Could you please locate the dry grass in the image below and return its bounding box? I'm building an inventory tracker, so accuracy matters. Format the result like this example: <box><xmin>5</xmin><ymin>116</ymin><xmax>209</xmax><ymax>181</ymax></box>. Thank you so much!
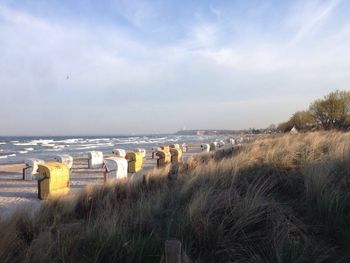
<box><xmin>1</xmin><ymin>131</ymin><xmax>350</xmax><ymax>262</ymax></box>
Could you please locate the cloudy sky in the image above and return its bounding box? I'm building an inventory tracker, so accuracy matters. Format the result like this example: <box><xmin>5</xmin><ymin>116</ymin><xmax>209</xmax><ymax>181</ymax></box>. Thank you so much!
<box><xmin>0</xmin><ymin>0</ymin><xmax>349</xmax><ymax>135</ymax></box>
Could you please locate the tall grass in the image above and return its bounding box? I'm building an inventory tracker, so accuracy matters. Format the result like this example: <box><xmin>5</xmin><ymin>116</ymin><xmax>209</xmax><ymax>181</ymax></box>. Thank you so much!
<box><xmin>1</xmin><ymin>131</ymin><xmax>350</xmax><ymax>262</ymax></box>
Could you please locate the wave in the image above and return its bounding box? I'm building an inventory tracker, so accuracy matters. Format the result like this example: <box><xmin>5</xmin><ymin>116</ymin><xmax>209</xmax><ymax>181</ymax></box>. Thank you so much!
<box><xmin>43</xmin><ymin>148</ymin><xmax>63</xmax><ymax>152</ymax></box>
<box><xmin>24</xmin><ymin>147</ymin><xmax>34</xmax><ymax>151</ymax></box>
<box><xmin>73</xmin><ymin>143</ymin><xmax>114</xmax><ymax>150</ymax></box>
<box><xmin>0</xmin><ymin>153</ymin><xmax>16</xmax><ymax>159</ymax></box>
<box><xmin>86</xmin><ymin>138</ymin><xmax>112</xmax><ymax>142</ymax></box>
<box><xmin>0</xmin><ymin>135</ymin><xmax>219</xmax><ymax>163</ymax></box>
<box><xmin>54</xmin><ymin>138</ymin><xmax>84</xmax><ymax>144</ymax></box>
<box><xmin>42</xmin><ymin>143</ymin><xmax>56</xmax><ymax>147</ymax></box>
<box><xmin>53</xmin><ymin>145</ymin><xmax>65</xmax><ymax>149</ymax></box>
<box><xmin>13</xmin><ymin>142</ymin><xmax>37</xmax><ymax>146</ymax></box>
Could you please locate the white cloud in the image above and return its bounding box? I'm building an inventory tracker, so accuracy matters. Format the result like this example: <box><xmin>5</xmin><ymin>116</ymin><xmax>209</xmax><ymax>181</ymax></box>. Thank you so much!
<box><xmin>0</xmin><ymin>1</ymin><xmax>350</xmax><ymax>134</ymax></box>
<box><xmin>112</xmin><ymin>0</ymin><xmax>157</xmax><ymax>28</ymax></box>
<box><xmin>284</xmin><ymin>0</ymin><xmax>342</xmax><ymax>48</ymax></box>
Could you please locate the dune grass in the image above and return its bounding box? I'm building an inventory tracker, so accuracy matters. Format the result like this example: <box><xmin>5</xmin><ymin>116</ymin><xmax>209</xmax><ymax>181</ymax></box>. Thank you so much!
<box><xmin>1</xmin><ymin>131</ymin><xmax>350</xmax><ymax>262</ymax></box>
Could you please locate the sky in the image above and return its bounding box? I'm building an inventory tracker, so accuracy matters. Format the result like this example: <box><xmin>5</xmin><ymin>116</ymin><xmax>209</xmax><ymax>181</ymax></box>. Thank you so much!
<box><xmin>0</xmin><ymin>0</ymin><xmax>350</xmax><ymax>135</ymax></box>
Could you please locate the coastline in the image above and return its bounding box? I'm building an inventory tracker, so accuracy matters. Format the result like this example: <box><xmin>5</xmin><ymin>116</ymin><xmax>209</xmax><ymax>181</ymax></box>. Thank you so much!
<box><xmin>0</xmin><ymin>142</ymin><xmax>204</xmax><ymax>218</ymax></box>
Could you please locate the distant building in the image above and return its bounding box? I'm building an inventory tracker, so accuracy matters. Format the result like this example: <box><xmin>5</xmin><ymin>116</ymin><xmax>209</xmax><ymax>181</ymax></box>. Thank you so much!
<box><xmin>289</xmin><ymin>126</ymin><xmax>299</xmax><ymax>134</ymax></box>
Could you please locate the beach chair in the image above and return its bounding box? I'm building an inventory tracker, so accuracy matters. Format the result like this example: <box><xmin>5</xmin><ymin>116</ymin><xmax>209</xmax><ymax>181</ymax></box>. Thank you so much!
<box><xmin>181</xmin><ymin>143</ymin><xmax>188</xmax><ymax>153</ymax></box>
<box><xmin>209</xmin><ymin>142</ymin><xmax>218</xmax><ymax>151</ymax></box>
<box><xmin>37</xmin><ymin>162</ymin><xmax>70</xmax><ymax>200</ymax></box>
<box><xmin>88</xmin><ymin>151</ymin><xmax>103</xmax><ymax>168</ymax></box>
<box><xmin>226</xmin><ymin>138</ymin><xmax>236</xmax><ymax>145</ymax></box>
<box><xmin>23</xmin><ymin>158</ymin><xmax>44</xmax><ymax>181</ymax></box>
<box><xmin>103</xmin><ymin>157</ymin><xmax>128</xmax><ymax>181</ymax></box>
<box><xmin>134</xmin><ymin>148</ymin><xmax>146</xmax><ymax>158</ymax></box>
<box><xmin>125</xmin><ymin>152</ymin><xmax>143</xmax><ymax>173</ymax></box>
<box><xmin>169</xmin><ymin>144</ymin><xmax>180</xmax><ymax>150</ymax></box>
<box><xmin>112</xmin><ymin>149</ymin><xmax>126</xmax><ymax>158</ymax></box>
<box><xmin>200</xmin><ymin>144</ymin><xmax>210</xmax><ymax>152</ymax></box>
<box><xmin>218</xmin><ymin>140</ymin><xmax>225</xmax><ymax>148</ymax></box>
<box><xmin>54</xmin><ymin>154</ymin><xmax>73</xmax><ymax>169</ymax></box>
<box><xmin>152</xmin><ymin>147</ymin><xmax>161</xmax><ymax>159</ymax></box>
<box><xmin>160</xmin><ymin>145</ymin><xmax>170</xmax><ymax>152</ymax></box>
<box><xmin>170</xmin><ymin>148</ymin><xmax>183</xmax><ymax>164</ymax></box>
<box><xmin>155</xmin><ymin>150</ymin><xmax>171</xmax><ymax>168</ymax></box>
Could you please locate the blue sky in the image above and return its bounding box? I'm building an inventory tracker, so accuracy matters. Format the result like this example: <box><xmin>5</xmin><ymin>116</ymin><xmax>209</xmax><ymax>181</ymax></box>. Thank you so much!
<box><xmin>1</xmin><ymin>0</ymin><xmax>350</xmax><ymax>135</ymax></box>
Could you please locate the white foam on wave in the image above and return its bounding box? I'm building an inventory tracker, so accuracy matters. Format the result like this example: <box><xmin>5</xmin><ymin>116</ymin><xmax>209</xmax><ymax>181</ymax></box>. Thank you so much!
<box><xmin>115</xmin><ymin>142</ymin><xmax>142</xmax><ymax>145</ymax></box>
<box><xmin>13</xmin><ymin>139</ymin><xmax>56</xmax><ymax>146</ymax></box>
<box><xmin>18</xmin><ymin>151</ymin><xmax>28</xmax><ymax>154</ymax></box>
<box><xmin>31</xmin><ymin>139</ymin><xmax>54</xmax><ymax>145</ymax></box>
<box><xmin>24</xmin><ymin>147</ymin><xmax>34</xmax><ymax>151</ymax></box>
<box><xmin>73</xmin><ymin>142</ymin><xmax>114</xmax><ymax>150</ymax></box>
<box><xmin>53</xmin><ymin>145</ymin><xmax>65</xmax><ymax>149</ymax></box>
<box><xmin>43</xmin><ymin>148</ymin><xmax>63</xmax><ymax>152</ymax></box>
<box><xmin>42</xmin><ymin>143</ymin><xmax>56</xmax><ymax>147</ymax></box>
<box><xmin>75</xmin><ymin>145</ymin><xmax>100</xmax><ymax>150</ymax></box>
<box><xmin>87</xmin><ymin>138</ymin><xmax>111</xmax><ymax>142</ymax></box>
<box><xmin>13</xmin><ymin>142</ymin><xmax>37</xmax><ymax>146</ymax></box>
<box><xmin>0</xmin><ymin>142</ymin><xmax>6</xmax><ymax>145</ymax></box>
<box><xmin>54</xmin><ymin>138</ymin><xmax>84</xmax><ymax>144</ymax></box>
<box><xmin>0</xmin><ymin>153</ymin><xmax>16</xmax><ymax>159</ymax></box>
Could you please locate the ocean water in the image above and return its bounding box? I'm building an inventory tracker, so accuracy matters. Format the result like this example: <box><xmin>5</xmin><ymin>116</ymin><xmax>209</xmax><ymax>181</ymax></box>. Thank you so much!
<box><xmin>0</xmin><ymin>134</ymin><xmax>227</xmax><ymax>164</ymax></box>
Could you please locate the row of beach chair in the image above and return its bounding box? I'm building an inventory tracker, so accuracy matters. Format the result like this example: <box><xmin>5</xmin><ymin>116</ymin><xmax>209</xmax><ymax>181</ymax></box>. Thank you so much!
<box><xmin>21</xmin><ymin>144</ymin><xmax>188</xmax><ymax>200</ymax></box>
<box><xmin>22</xmin><ymin>139</ymin><xmax>237</xmax><ymax>200</ymax></box>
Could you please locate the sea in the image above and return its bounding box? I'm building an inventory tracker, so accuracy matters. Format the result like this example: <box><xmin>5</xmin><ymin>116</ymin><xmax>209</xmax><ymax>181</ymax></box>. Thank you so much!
<box><xmin>0</xmin><ymin>134</ymin><xmax>228</xmax><ymax>164</ymax></box>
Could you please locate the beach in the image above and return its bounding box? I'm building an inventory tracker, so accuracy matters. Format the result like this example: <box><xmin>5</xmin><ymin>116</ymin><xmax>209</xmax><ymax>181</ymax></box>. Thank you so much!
<box><xmin>0</xmin><ymin>143</ymin><xmax>204</xmax><ymax>218</ymax></box>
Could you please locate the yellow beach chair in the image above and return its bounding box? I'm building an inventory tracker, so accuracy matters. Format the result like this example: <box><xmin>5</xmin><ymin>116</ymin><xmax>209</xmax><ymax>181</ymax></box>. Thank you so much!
<box><xmin>126</xmin><ymin>152</ymin><xmax>143</xmax><ymax>173</ymax></box>
<box><xmin>37</xmin><ymin>162</ymin><xmax>70</xmax><ymax>200</ymax></box>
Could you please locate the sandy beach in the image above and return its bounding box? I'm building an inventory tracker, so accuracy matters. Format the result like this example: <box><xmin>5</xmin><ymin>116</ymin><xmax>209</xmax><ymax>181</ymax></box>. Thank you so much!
<box><xmin>0</xmin><ymin>144</ymin><xmax>203</xmax><ymax>218</ymax></box>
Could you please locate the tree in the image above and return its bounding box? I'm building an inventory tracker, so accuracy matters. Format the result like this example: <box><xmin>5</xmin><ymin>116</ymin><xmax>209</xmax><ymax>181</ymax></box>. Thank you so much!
<box><xmin>277</xmin><ymin>111</ymin><xmax>315</xmax><ymax>133</ymax></box>
<box><xmin>277</xmin><ymin>121</ymin><xmax>293</xmax><ymax>133</ymax></box>
<box><xmin>289</xmin><ymin>111</ymin><xmax>315</xmax><ymax>129</ymax></box>
<box><xmin>268</xmin><ymin>124</ymin><xmax>276</xmax><ymax>130</ymax></box>
<box><xmin>309</xmin><ymin>90</ymin><xmax>350</xmax><ymax>130</ymax></box>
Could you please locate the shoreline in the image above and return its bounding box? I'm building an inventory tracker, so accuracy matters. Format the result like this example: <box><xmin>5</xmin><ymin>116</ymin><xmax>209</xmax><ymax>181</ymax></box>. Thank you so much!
<box><xmin>0</xmin><ymin>142</ymin><xmax>206</xmax><ymax>218</ymax></box>
<box><xmin>0</xmin><ymin>134</ymin><xmax>231</xmax><ymax>165</ymax></box>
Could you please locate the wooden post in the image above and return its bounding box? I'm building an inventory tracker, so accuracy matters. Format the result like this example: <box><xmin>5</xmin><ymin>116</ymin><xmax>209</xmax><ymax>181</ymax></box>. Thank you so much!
<box><xmin>165</xmin><ymin>240</ymin><xmax>182</xmax><ymax>263</ymax></box>
<box><xmin>162</xmin><ymin>240</ymin><xmax>191</xmax><ymax>263</ymax></box>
